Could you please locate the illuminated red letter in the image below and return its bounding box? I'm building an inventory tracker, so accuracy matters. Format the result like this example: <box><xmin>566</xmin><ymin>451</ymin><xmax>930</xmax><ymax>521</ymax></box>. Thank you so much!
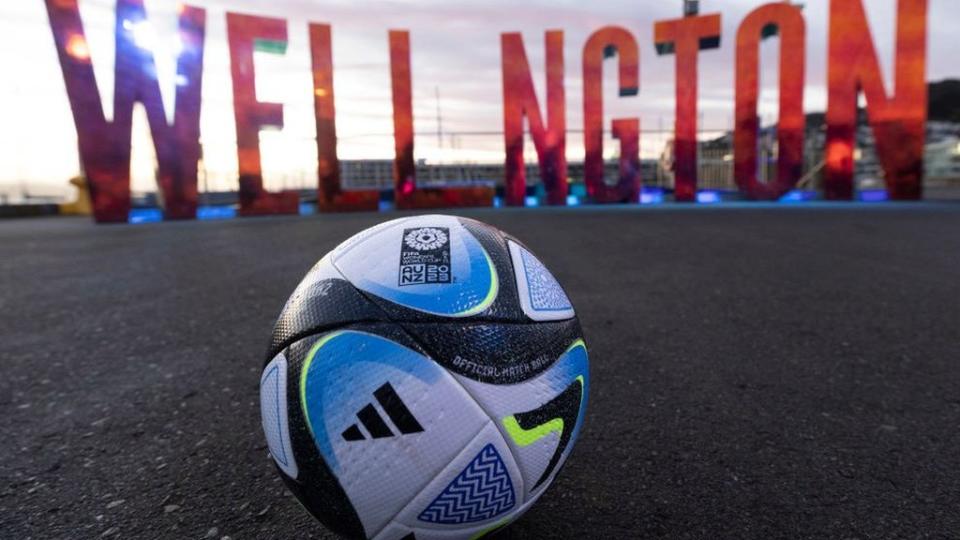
<box><xmin>654</xmin><ymin>13</ymin><xmax>721</xmax><ymax>202</ymax></box>
<box><xmin>44</xmin><ymin>0</ymin><xmax>206</xmax><ymax>223</ymax></box>
<box><xmin>501</xmin><ymin>31</ymin><xmax>567</xmax><ymax>206</ymax></box>
<box><xmin>310</xmin><ymin>24</ymin><xmax>378</xmax><ymax>212</ymax></box>
<box><xmin>583</xmin><ymin>27</ymin><xmax>640</xmax><ymax>203</ymax></box>
<box><xmin>734</xmin><ymin>3</ymin><xmax>806</xmax><ymax>200</ymax></box>
<box><xmin>825</xmin><ymin>0</ymin><xmax>928</xmax><ymax>200</ymax></box>
<box><xmin>226</xmin><ymin>13</ymin><xmax>299</xmax><ymax>216</ymax></box>
<box><xmin>390</xmin><ymin>30</ymin><xmax>416</xmax><ymax>208</ymax></box>
<box><xmin>388</xmin><ymin>31</ymin><xmax>493</xmax><ymax>209</ymax></box>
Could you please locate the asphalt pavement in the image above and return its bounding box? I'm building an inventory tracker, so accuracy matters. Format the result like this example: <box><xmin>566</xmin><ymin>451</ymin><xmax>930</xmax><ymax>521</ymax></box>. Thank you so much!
<box><xmin>2</xmin><ymin>204</ymin><xmax>959</xmax><ymax>539</ymax></box>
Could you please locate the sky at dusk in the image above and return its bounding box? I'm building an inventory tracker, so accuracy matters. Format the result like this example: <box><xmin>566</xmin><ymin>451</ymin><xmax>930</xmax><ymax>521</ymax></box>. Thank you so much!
<box><xmin>1</xmin><ymin>0</ymin><xmax>959</xmax><ymax>196</ymax></box>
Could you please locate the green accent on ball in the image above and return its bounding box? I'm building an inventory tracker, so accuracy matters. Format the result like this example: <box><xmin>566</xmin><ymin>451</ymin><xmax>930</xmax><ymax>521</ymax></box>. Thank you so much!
<box><xmin>566</xmin><ymin>338</ymin><xmax>586</xmax><ymax>355</ymax></box>
<box><xmin>503</xmin><ymin>340</ymin><xmax>587</xmax><ymax>448</ymax></box>
<box><xmin>503</xmin><ymin>415</ymin><xmax>564</xmax><ymax>447</ymax></box>
<box><xmin>454</xmin><ymin>247</ymin><xmax>499</xmax><ymax>317</ymax></box>
<box><xmin>299</xmin><ymin>331</ymin><xmax>344</xmax><ymax>438</ymax></box>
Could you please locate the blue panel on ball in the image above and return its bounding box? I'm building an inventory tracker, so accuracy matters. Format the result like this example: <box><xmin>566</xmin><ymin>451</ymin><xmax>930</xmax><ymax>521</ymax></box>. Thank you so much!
<box><xmin>260</xmin><ymin>352</ymin><xmax>298</xmax><ymax>479</ymax></box>
<box><xmin>552</xmin><ymin>340</ymin><xmax>590</xmax><ymax>444</ymax></box>
<box><xmin>508</xmin><ymin>240</ymin><xmax>575</xmax><ymax>321</ymax></box>
<box><xmin>418</xmin><ymin>444</ymin><xmax>516</xmax><ymax>524</ymax></box>
<box><xmin>332</xmin><ymin>216</ymin><xmax>499</xmax><ymax>317</ymax></box>
<box><xmin>263</xmin><ymin>365</ymin><xmax>289</xmax><ymax>466</ymax></box>
<box><xmin>519</xmin><ymin>247</ymin><xmax>572</xmax><ymax>312</ymax></box>
<box><xmin>299</xmin><ymin>331</ymin><xmax>441</xmax><ymax>472</ymax></box>
<box><xmin>553</xmin><ymin>340</ymin><xmax>588</xmax><ymax>392</ymax></box>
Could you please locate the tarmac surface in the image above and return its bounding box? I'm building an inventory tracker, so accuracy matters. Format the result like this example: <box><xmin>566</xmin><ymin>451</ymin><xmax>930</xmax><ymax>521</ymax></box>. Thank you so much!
<box><xmin>2</xmin><ymin>204</ymin><xmax>959</xmax><ymax>539</ymax></box>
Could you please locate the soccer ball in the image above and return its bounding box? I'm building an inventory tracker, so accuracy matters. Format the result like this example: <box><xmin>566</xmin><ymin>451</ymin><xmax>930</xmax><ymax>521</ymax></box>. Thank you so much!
<box><xmin>259</xmin><ymin>215</ymin><xmax>589</xmax><ymax>539</ymax></box>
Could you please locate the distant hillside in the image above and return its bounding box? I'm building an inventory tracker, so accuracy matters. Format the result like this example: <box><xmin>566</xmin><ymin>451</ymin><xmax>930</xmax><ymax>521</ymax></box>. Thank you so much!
<box><xmin>709</xmin><ymin>81</ymin><xmax>960</xmax><ymax>145</ymax></box>
<box><xmin>928</xmin><ymin>79</ymin><xmax>960</xmax><ymax>123</ymax></box>
<box><xmin>800</xmin><ymin>80</ymin><xmax>960</xmax><ymax>128</ymax></box>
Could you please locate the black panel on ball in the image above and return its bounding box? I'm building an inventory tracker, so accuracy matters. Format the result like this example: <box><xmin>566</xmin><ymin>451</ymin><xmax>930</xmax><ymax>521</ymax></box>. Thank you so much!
<box><xmin>457</xmin><ymin>217</ymin><xmax>526</xmax><ymax>321</ymax></box>
<box><xmin>401</xmin><ymin>318</ymin><xmax>584</xmax><ymax>384</ymax></box>
<box><xmin>267</xmin><ymin>276</ymin><xmax>388</xmax><ymax>362</ymax></box>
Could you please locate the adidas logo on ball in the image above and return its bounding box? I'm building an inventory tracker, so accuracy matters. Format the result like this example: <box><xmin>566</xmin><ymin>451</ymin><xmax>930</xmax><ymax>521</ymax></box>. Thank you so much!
<box><xmin>341</xmin><ymin>382</ymin><xmax>424</xmax><ymax>441</ymax></box>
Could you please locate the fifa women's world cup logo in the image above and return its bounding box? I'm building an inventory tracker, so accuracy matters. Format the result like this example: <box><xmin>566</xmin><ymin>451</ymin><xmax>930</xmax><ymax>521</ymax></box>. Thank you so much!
<box><xmin>398</xmin><ymin>227</ymin><xmax>452</xmax><ymax>286</ymax></box>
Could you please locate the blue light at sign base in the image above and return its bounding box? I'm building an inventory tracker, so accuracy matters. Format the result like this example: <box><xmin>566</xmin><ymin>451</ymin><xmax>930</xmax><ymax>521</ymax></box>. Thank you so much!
<box><xmin>696</xmin><ymin>190</ymin><xmax>722</xmax><ymax>204</ymax></box>
<box><xmin>859</xmin><ymin>190</ymin><xmax>889</xmax><ymax>203</ymax></box>
<box><xmin>122</xmin><ymin>189</ymin><xmax>911</xmax><ymax>223</ymax></box>
<box><xmin>128</xmin><ymin>208</ymin><xmax>163</xmax><ymax>224</ymax></box>
<box><xmin>131</xmin><ymin>206</ymin><xmax>239</xmax><ymax>223</ymax></box>
<box><xmin>198</xmin><ymin>206</ymin><xmax>236</xmax><ymax>220</ymax></box>
<box><xmin>640</xmin><ymin>187</ymin><xmax>665</xmax><ymax>204</ymax></box>
<box><xmin>780</xmin><ymin>190</ymin><xmax>819</xmax><ymax>203</ymax></box>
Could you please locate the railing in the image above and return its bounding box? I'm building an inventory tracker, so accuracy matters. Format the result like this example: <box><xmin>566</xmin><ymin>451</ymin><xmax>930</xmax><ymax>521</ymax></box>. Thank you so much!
<box><xmin>4</xmin><ymin>131</ymin><xmax>959</xmax><ymax>204</ymax></box>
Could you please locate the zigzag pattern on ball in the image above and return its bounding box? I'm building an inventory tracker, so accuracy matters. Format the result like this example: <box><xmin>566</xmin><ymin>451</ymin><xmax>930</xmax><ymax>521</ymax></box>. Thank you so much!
<box><xmin>417</xmin><ymin>444</ymin><xmax>516</xmax><ymax>525</ymax></box>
